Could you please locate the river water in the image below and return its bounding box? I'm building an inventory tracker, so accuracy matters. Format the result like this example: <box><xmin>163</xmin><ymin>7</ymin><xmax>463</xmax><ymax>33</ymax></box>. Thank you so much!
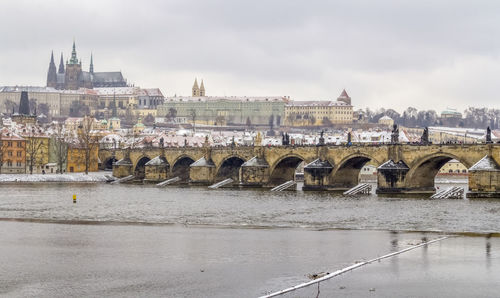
<box><xmin>1</xmin><ymin>181</ymin><xmax>499</xmax><ymax>297</ymax></box>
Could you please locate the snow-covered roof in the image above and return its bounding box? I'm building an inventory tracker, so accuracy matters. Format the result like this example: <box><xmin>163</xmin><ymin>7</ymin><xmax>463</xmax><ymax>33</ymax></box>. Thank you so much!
<box><xmin>304</xmin><ymin>159</ymin><xmax>333</xmax><ymax>169</ymax></box>
<box><xmin>469</xmin><ymin>155</ymin><xmax>500</xmax><ymax>172</ymax></box>
<box><xmin>190</xmin><ymin>157</ymin><xmax>215</xmax><ymax>167</ymax></box>
<box><xmin>379</xmin><ymin>115</ymin><xmax>393</xmax><ymax>121</ymax></box>
<box><xmin>378</xmin><ymin>159</ymin><xmax>409</xmax><ymax>170</ymax></box>
<box><xmin>114</xmin><ymin>157</ymin><xmax>132</xmax><ymax>166</ymax></box>
<box><xmin>287</xmin><ymin>100</ymin><xmax>351</xmax><ymax>107</ymax></box>
<box><xmin>241</xmin><ymin>156</ymin><xmax>269</xmax><ymax>167</ymax></box>
<box><xmin>145</xmin><ymin>156</ymin><xmax>168</xmax><ymax>166</ymax></box>
<box><xmin>165</xmin><ymin>96</ymin><xmax>287</xmax><ymax>103</ymax></box>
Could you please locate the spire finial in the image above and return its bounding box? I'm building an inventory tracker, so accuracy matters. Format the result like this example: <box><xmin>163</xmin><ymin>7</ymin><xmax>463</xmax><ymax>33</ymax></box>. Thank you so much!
<box><xmin>58</xmin><ymin>53</ymin><xmax>65</xmax><ymax>73</ymax></box>
<box><xmin>69</xmin><ymin>39</ymin><xmax>78</xmax><ymax>64</ymax></box>
<box><xmin>90</xmin><ymin>52</ymin><xmax>94</xmax><ymax>73</ymax></box>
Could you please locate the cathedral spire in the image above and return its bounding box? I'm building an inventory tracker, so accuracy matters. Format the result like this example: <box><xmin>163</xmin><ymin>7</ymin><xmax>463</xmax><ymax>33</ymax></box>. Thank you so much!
<box><xmin>69</xmin><ymin>40</ymin><xmax>79</xmax><ymax>64</ymax></box>
<box><xmin>58</xmin><ymin>53</ymin><xmax>65</xmax><ymax>73</ymax></box>
<box><xmin>46</xmin><ymin>51</ymin><xmax>57</xmax><ymax>87</ymax></box>
<box><xmin>89</xmin><ymin>52</ymin><xmax>94</xmax><ymax>74</ymax></box>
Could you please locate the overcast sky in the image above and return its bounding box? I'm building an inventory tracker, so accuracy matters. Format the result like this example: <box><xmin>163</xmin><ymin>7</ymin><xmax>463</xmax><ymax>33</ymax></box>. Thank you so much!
<box><xmin>1</xmin><ymin>0</ymin><xmax>499</xmax><ymax>112</ymax></box>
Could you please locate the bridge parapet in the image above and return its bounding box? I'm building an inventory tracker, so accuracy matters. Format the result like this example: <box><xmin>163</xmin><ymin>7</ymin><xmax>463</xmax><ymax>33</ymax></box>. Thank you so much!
<box><xmin>100</xmin><ymin>144</ymin><xmax>500</xmax><ymax>197</ymax></box>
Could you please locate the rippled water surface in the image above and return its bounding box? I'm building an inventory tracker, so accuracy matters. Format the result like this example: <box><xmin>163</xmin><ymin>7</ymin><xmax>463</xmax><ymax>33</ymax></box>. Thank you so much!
<box><xmin>0</xmin><ymin>181</ymin><xmax>499</xmax><ymax>233</ymax></box>
<box><xmin>1</xmin><ymin>181</ymin><xmax>500</xmax><ymax>297</ymax></box>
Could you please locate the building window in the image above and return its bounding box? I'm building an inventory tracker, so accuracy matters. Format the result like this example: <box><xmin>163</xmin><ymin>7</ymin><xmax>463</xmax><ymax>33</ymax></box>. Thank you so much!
<box><xmin>8</xmin><ymin>151</ymin><xmax>12</xmax><ymax>157</ymax></box>
<box><xmin>7</xmin><ymin>161</ymin><xmax>12</xmax><ymax>167</ymax></box>
<box><xmin>17</xmin><ymin>141</ymin><xmax>22</xmax><ymax>147</ymax></box>
<box><xmin>7</xmin><ymin>141</ymin><xmax>12</xmax><ymax>147</ymax></box>
<box><xmin>16</xmin><ymin>161</ymin><xmax>21</xmax><ymax>167</ymax></box>
<box><xmin>17</xmin><ymin>151</ymin><xmax>22</xmax><ymax>157</ymax></box>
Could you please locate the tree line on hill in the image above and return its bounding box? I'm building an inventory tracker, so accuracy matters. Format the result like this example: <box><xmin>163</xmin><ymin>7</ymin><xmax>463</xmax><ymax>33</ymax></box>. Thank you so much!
<box><xmin>361</xmin><ymin>107</ymin><xmax>500</xmax><ymax>129</ymax></box>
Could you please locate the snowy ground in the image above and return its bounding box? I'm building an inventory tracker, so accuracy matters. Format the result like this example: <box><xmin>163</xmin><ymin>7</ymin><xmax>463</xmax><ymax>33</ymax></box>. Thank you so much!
<box><xmin>0</xmin><ymin>172</ymin><xmax>111</xmax><ymax>183</ymax></box>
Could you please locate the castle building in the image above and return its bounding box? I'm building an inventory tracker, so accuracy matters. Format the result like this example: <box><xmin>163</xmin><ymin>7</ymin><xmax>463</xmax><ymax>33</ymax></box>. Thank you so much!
<box><xmin>46</xmin><ymin>41</ymin><xmax>128</xmax><ymax>90</ymax></box>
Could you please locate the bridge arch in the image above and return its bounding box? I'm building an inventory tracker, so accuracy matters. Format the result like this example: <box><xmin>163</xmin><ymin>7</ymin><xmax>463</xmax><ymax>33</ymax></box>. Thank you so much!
<box><xmin>215</xmin><ymin>155</ymin><xmax>246</xmax><ymax>182</ymax></box>
<box><xmin>330</xmin><ymin>153</ymin><xmax>381</xmax><ymax>189</ymax></box>
<box><xmin>405</xmin><ymin>152</ymin><xmax>472</xmax><ymax>191</ymax></box>
<box><xmin>171</xmin><ymin>155</ymin><xmax>196</xmax><ymax>181</ymax></box>
<box><xmin>134</xmin><ymin>156</ymin><xmax>151</xmax><ymax>179</ymax></box>
<box><xmin>269</xmin><ymin>154</ymin><xmax>306</xmax><ymax>186</ymax></box>
<box><xmin>103</xmin><ymin>157</ymin><xmax>117</xmax><ymax>170</ymax></box>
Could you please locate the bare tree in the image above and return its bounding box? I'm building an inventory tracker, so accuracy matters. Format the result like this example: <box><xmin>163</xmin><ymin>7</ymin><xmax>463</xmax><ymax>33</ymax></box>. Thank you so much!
<box><xmin>167</xmin><ymin>108</ymin><xmax>177</xmax><ymax>122</ymax></box>
<box><xmin>77</xmin><ymin>116</ymin><xmax>99</xmax><ymax>174</ymax></box>
<box><xmin>23</xmin><ymin>128</ymin><xmax>45</xmax><ymax>174</ymax></box>
<box><xmin>52</xmin><ymin>123</ymin><xmax>69</xmax><ymax>174</ymax></box>
<box><xmin>190</xmin><ymin>109</ymin><xmax>196</xmax><ymax>132</ymax></box>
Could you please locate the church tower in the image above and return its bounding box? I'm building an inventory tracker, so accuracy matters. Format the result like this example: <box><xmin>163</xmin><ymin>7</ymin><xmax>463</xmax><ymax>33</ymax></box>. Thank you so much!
<box><xmin>89</xmin><ymin>53</ymin><xmax>94</xmax><ymax>74</ymax></box>
<box><xmin>337</xmin><ymin>89</ymin><xmax>351</xmax><ymax>105</ymax></box>
<box><xmin>64</xmin><ymin>41</ymin><xmax>83</xmax><ymax>90</ymax></box>
<box><xmin>199</xmin><ymin>79</ymin><xmax>206</xmax><ymax>96</ymax></box>
<box><xmin>192</xmin><ymin>78</ymin><xmax>200</xmax><ymax>96</ymax></box>
<box><xmin>58</xmin><ymin>53</ymin><xmax>65</xmax><ymax>74</ymax></box>
<box><xmin>46</xmin><ymin>51</ymin><xmax>57</xmax><ymax>88</ymax></box>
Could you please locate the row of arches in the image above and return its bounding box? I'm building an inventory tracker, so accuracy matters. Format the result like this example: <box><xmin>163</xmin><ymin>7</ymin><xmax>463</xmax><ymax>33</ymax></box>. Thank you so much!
<box><xmin>104</xmin><ymin>152</ymin><xmax>473</xmax><ymax>189</ymax></box>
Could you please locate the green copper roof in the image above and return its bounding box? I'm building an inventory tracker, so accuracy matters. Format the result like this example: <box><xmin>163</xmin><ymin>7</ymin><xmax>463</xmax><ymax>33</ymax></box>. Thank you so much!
<box><xmin>69</xmin><ymin>41</ymin><xmax>79</xmax><ymax>64</ymax></box>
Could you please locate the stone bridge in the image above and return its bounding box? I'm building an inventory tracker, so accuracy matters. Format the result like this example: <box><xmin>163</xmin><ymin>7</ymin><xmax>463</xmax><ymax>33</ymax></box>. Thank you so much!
<box><xmin>99</xmin><ymin>143</ymin><xmax>500</xmax><ymax>197</ymax></box>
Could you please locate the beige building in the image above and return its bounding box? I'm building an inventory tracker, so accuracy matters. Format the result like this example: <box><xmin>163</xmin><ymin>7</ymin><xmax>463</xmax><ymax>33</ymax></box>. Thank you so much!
<box><xmin>285</xmin><ymin>90</ymin><xmax>353</xmax><ymax>126</ymax></box>
<box><xmin>438</xmin><ymin>159</ymin><xmax>468</xmax><ymax>175</ymax></box>
<box><xmin>378</xmin><ymin>115</ymin><xmax>394</xmax><ymax>127</ymax></box>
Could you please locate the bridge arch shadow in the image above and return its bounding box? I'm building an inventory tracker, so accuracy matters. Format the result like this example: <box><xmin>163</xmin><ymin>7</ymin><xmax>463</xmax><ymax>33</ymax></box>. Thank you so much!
<box><xmin>103</xmin><ymin>157</ymin><xmax>117</xmax><ymax>170</ymax></box>
<box><xmin>172</xmin><ymin>155</ymin><xmax>195</xmax><ymax>181</ymax></box>
<box><xmin>405</xmin><ymin>153</ymin><xmax>471</xmax><ymax>191</ymax></box>
<box><xmin>331</xmin><ymin>154</ymin><xmax>379</xmax><ymax>189</ymax></box>
<box><xmin>270</xmin><ymin>154</ymin><xmax>305</xmax><ymax>186</ymax></box>
<box><xmin>216</xmin><ymin>156</ymin><xmax>246</xmax><ymax>183</ymax></box>
<box><xmin>134</xmin><ymin>156</ymin><xmax>151</xmax><ymax>179</ymax></box>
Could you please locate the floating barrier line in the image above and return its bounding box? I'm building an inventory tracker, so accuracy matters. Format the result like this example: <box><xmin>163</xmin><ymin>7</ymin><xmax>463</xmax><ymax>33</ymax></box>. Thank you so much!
<box><xmin>260</xmin><ymin>236</ymin><xmax>450</xmax><ymax>298</ymax></box>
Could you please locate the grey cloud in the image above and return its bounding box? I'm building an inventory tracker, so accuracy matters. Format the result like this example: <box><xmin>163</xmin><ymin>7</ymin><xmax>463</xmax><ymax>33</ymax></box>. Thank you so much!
<box><xmin>1</xmin><ymin>0</ymin><xmax>500</xmax><ymax>111</ymax></box>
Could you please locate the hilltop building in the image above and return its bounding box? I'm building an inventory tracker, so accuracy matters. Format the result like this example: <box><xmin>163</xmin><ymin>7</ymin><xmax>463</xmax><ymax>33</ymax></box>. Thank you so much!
<box><xmin>192</xmin><ymin>78</ymin><xmax>206</xmax><ymax>96</ymax></box>
<box><xmin>440</xmin><ymin>108</ymin><xmax>463</xmax><ymax>127</ymax></box>
<box><xmin>158</xmin><ymin>79</ymin><xmax>287</xmax><ymax>126</ymax></box>
<box><xmin>284</xmin><ymin>89</ymin><xmax>354</xmax><ymax>126</ymax></box>
<box><xmin>46</xmin><ymin>41</ymin><xmax>128</xmax><ymax>90</ymax></box>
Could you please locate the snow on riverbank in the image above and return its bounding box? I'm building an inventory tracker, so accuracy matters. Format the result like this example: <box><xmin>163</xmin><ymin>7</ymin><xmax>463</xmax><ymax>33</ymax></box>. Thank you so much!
<box><xmin>0</xmin><ymin>172</ymin><xmax>111</xmax><ymax>183</ymax></box>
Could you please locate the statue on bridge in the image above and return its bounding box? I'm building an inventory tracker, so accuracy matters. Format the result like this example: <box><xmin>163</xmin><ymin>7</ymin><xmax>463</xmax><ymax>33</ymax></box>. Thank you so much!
<box><xmin>318</xmin><ymin>130</ymin><xmax>325</xmax><ymax>146</ymax></box>
<box><xmin>420</xmin><ymin>127</ymin><xmax>430</xmax><ymax>145</ymax></box>
<box><xmin>486</xmin><ymin>126</ymin><xmax>493</xmax><ymax>144</ymax></box>
<box><xmin>282</xmin><ymin>132</ymin><xmax>290</xmax><ymax>146</ymax></box>
<box><xmin>347</xmin><ymin>131</ymin><xmax>352</xmax><ymax>146</ymax></box>
<box><xmin>255</xmin><ymin>132</ymin><xmax>262</xmax><ymax>146</ymax></box>
<box><xmin>391</xmin><ymin>124</ymin><xmax>399</xmax><ymax>144</ymax></box>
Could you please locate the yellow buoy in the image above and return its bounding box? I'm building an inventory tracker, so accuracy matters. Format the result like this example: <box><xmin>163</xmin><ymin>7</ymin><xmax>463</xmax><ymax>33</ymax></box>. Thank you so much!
<box><xmin>73</xmin><ymin>194</ymin><xmax>77</xmax><ymax>203</ymax></box>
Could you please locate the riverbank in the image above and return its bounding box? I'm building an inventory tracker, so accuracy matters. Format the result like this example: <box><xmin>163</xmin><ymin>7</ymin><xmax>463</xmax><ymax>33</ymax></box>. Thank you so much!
<box><xmin>0</xmin><ymin>172</ymin><xmax>110</xmax><ymax>183</ymax></box>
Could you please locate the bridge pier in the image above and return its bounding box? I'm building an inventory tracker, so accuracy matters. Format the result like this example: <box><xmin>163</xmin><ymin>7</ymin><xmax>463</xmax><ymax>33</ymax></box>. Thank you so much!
<box><xmin>375</xmin><ymin>160</ymin><xmax>413</xmax><ymax>195</ymax></box>
<box><xmin>144</xmin><ymin>156</ymin><xmax>170</xmax><ymax>183</ymax></box>
<box><xmin>303</xmin><ymin>159</ymin><xmax>334</xmax><ymax>190</ymax></box>
<box><xmin>113</xmin><ymin>157</ymin><xmax>133</xmax><ymax>178</ymax></box>
<box><xmin>467</xmin><ymin>155</ymin><xmax>500</xmax><ymax>198</ymax></box>
<box><xmin>189</xmin><ymin>157</ymin><xmax>216</xmax><ymax>185</ymax></box>
<box><xmin>240</xmin><ymin>157</ymin><xmax>270</xmax><ymax>187</ymax></box>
